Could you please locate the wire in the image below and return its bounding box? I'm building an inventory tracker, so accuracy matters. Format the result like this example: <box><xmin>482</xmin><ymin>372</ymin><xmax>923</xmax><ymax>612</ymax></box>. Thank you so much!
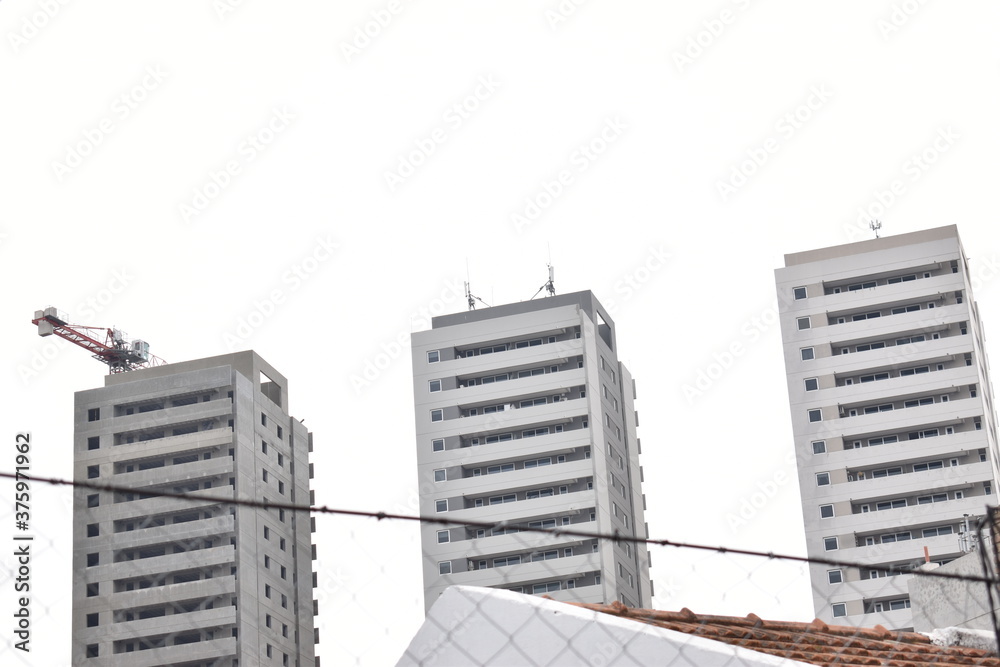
<box><xmin>3</xmin><ymin>469</ymin><xmax>998</xmax><ymax>586</ymax></box>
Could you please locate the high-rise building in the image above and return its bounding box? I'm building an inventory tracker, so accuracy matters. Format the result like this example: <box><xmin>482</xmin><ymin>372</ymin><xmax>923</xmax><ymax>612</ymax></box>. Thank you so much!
<box><xmin>411</xmin><ymin>290</ymin><xmax>651</xmax><ymax>612</ymax></box>
<box><xmin>776</xmin><ymin>225</ymin><xmax>999</xmax><ymax>629</ymax></box>
<box><xmin>71</xmin><ymin>351</ymin><xmax>318</xmax><ymax>666</ymax></box>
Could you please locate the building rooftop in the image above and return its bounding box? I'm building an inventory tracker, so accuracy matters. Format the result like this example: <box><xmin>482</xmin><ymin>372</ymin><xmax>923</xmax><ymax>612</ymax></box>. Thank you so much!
<box><xmin>568</xmin><ymin>600</ymin><xmax>1000</xmax><ymax>667</ymax></box>
<box><xmin>397</xmin><ymin>585</ymin><xmax>1000</xmax><ymax>666</ymax></box>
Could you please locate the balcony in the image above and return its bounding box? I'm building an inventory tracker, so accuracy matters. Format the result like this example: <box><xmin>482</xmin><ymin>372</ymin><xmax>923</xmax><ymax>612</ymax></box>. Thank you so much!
<box><xmin>104</xmin><ymin>606</ymin><xmax>236</xmax><ymax>643</ymax></box>
<box><xmin>103</xmin><ymin>636</ymin><xmax>237</xmax><ymax>667</ymax></box>
<box><xmin>443</xmin><ymin>367</ymin><xmax>586</xmax><ymax>407</ymax></box>
<box><xmin>443</xmin><ymin>429</ymin><xmax>591</xmax><ymax>468</ymax></box>
<box><xmin>443</xmin><ymin>489</ymin><xmax>594</xmax><ymax>525</ymax></box>
<box><xmin>818</xmin><ymin>273</ymin><xmax>964</xmax><ymax>313</ymax></box>
<box><xmin>104</xmin><ymin>427</ymin><xmax>234</xmax><ymax>460</ymax></box>
<box><xmin>430</xmin><ymin>397</ymin><xmax>589</xmax><ymax>440</ymax></box>
<box><xmin>823</xmin><ymin>304</ymin><xmax>967</xmax><ymax>341</ymax></box>
<box><xmin>442</xmin><ymin>459</ymin><xmax>592</xmax><ymax>498</ymax></box>
<box><xmin>112</xmin><ymin>458</ymin><xmax>235</xmax><ymax>491</ymax></box>
<box><xmin>833</xmin><ymin>399</ymin><xmax>983</xmax><ymax>441</ymax></box>
<box><xmin>440</xmin><ymin>338</ymin><xmax>584</xmax><ymax>377</ymax></box>
<box><xmin>815</xmin><ymin>500</ymin><xmax>992</xmax><ymax>551</ymax></box>
<box><xmin>96</xmin><ymin>514</ymin><xmax>235</xmax><ymax>552</ymax></box>
<box><xmin>824</xmin><ymin>431</ymin><xmax>985</xmax><ymax>469</ymax></box>
<box><xmin>819</xmin><ymin>461</ymin><xmax>993</xmax><ymax>507</ymax></box>
<box><xmin>448</xmin><ymin>552</ymin><xmax>600</xmax><ymax>588</ymax></box>
<box><xmin>461</xmin><ymin>531</ymin><xmax>587</xmax><ymax>559</ymax></box>
<box><xmin>100</xmin><ymin>575</ymin><xmax>237</xmax><ymax>611</ymax></box>
<box><xmin>89</xmin><ymin>544</ymin><xmax>236</xmax><ymax>581</ymax></box>
<box><xmin>836</xmin><ymin>573</ymin><xmax>911</xmax><ymax>601</ymax></box>
<box><xmin>828</xmin><ymin>366</ymin><xmax>978</xmax><ymax>408</ymax></box>
<box><xmin>99</xmin><ymin>484</ymin><xmax>236</xmax><ymax>522</ymax></box>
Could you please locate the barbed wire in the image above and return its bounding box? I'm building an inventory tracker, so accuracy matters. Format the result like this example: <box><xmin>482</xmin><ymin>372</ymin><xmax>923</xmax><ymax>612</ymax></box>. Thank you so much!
<box><xmin>3</xmin><ymin>469</ymin><xmax>999</xmax><ymax>587</ymax></box>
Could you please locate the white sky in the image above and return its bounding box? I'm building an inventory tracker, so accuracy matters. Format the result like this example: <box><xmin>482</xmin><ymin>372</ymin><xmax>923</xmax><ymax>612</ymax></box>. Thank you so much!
<box><xmin>2</xmin><ymin>1</ymin><xmax>1000</xmax><ymax>665</ymax></box>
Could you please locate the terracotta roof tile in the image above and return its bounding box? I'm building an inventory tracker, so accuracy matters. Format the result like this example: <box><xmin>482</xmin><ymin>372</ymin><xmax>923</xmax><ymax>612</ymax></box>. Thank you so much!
<box><xmin>564</xmin><ymin>602</ymin><xmax>1000</xmax><ymax>666</ymax></box>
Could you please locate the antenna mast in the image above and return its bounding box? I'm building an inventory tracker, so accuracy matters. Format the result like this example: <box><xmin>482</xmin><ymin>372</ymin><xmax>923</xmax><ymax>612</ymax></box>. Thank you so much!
<box><xmin>464</xmin><ymin>261</ymin><xmax>491</xmax><ymax>311</ymax></box>
<box><xmin>870</xmin><ymin>220</ymin><xmax>882</xmax><ymax>239</ymax></box>
<box><xmin>529</xmin><ymin>263</ymin><xmax>556</xmax><ymax>300</ymax></box>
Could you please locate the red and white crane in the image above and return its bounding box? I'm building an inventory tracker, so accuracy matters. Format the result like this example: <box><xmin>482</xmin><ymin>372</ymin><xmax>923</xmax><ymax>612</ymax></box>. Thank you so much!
<box><xmin>31</xmin><ymin>306</ymin><xmax>166</xmax><ymax>373</ymax></box>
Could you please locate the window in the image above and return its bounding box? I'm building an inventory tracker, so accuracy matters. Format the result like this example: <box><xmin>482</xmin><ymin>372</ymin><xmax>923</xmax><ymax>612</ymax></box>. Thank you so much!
<box><xmin>432</xmin><ymin>439</ymin><xmax>444</xmax><ymax>452</ymax></box>
<box><xmin>265</xmin><ymin>584</ymin><xmax>271</xmax><ymax>598</ymax></box>
<box><xmin>87</xmin><ymin>436</ymin><xmax>99</xmax><ymax>450</ymax></box>
<box><xmin>87</xmin><ymin>553</ymin><xmax>99</xmax><ymax>567</ymax></box>
<box><xmin>277</xmin><ymin>425</ymin><xmax>282</xmax><ymax>440</ymax></box>
<box><xmin>438</xmin><ymin>561</ymin><xmax>452</xmax><ymax>575</ymax></box>
<box><xmin>262</xmin><ymin>469</ymin><xmax>269</xmax><ymax>482</ymax></box>
<box><xmin>820</xmin><ymin>504</ymin><xmax>834</xmax><ymax>519</ymax></box>
<box><xmin>427</xmin><ymin>350</ymin><xmax>439</xmax><ymax>363</ymax></box>
<box><xmin>801</xmin><ymin>347</ymin><xmax>815</xmax><ymax>361</ymax></box>
<box><xmin>532</xmin><ymin>582</ymin><xmax>561</xmax><ymax>594</ymax></box>
<box><xmin>793</xmin><ymin>286</ymin><xmax>807</xmax><ymax>300</ymax></box>
<box><xmin>824</xmin><ymin>537</ymin><xmax>838</xmax><ymax>551</ymax></box>
<box><xmin>852</xmin><ymin>311</ymin><xmax>881</xmax><ymax>321</ymax></box>
<box><xmin>87</xmin><ymin>494</ymin><xmax>99</xmax><ymax>508</ymax></box>
<box><xmin>880</xmin><ymin>531</ymin><xmax>911</xmax><ymax>543</ymax></box>
<box><xmin>923</xmin><ymin>526</ymin><xmax>954</xmax><ymax>538</ymax></box>
<box><xmin>828</xmin><ymin>569</ymin><xmax>843</xmax><ymax>584</ymax></box>
<box><xmin>797</xmin><ymin>317</ymin><xmax>811</xmax><ymax>330</ymax></box>
<box><xmin>88</xmin><ymin>408</ymin><xmax>100</xmax><ymax>421</ymax></box>
<box><xmin>812</xmin><ymin>441</ymin><xmax>826</xmax><ymax>454</ymax></box>
<box><xmin>435</xmin><ymin>500</ymin><xmax>448</xmax><ymax>512</ymax></box>
<box><xmin>876</xmin><ymin>499</ymin><xmax>907</xmax><ymax>510</ymax></box>
<box><xmin>917</xmin><ymin>494</ymin><xmax>948</xmax><ymax>505</ymax></box>
<box><xmin>987</xmin><ymin>482</ymin><xmax>993</xmax><ymax>495</ymax></box>
<box><xmin>434</xmin><ymin>469</ymin><xmax>446</xmax><ymax>482</ymax></box>
<box><xmin>912</xmin><ymin>461</ymin><xmax>943</xmax><ymax>472</ymax></box>
<box><xmin>261</xmin><ymin>412</ymin><xmax>267</xmax><ymax>426</ymax></box>
<box><xmin>430</xmin><ymin>409</ymin><xmax>443</xmax><ymax>422</ymax></box>
<box><xmin>871</xmin><ymin>467</ymin><xmax>902</xmax><ymax>478</ymax></box>
<box><xmin>891</xmin><ymin>304</ymin><xmax>920</xmax><ymax>315</ymax></box>
<box><xmin>808</xmin><ymin>409</ymin><xmax>822</xmax><ymax>423</ymax></box>
<box><xmin>804</xmin><ymin>378</ymin><xmax>818</xmax><ymax>391</ymax></box>
<box><xmin>428</xmin><ymin>379</ymin><xmax>442</xmax><ymax>393</ymax></box>
<box><xmin>832</xmin><ymin>603</ymin><xmax>846</xmax><ymax>618</ymax></box>
<box><xmin>87</xmin><ymin>523</ymin><xmax>98</xmax><ymax>537</ymax></box>
<box><xmin>816</xmin><ymin>472</ymin><xmax>830</xmax><ymax>486</ymax></box>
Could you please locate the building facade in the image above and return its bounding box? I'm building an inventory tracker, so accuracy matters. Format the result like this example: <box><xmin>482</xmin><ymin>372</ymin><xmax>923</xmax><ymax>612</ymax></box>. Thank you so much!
<box><xmin>71</xmin><ymin>351</ymin><xmax>317</xmax><ymax>666</ymax></box>
<box><xmin>411</xmin><ymin>291</ymin><xmax>652</xmax><ymax>612</ymax></box>
<box><xmin>776</xmin><ymin>225</ymin><xmax>1000</xmax><ymax>629</ymax></box>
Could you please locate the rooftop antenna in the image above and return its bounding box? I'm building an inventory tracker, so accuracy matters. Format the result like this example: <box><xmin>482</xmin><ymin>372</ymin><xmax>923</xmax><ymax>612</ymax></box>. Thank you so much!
<box><xmin>464</xmin><ymin>260</ymin><xmax>490</xmax><ymax>311</ymax></box>
<box><xmin>870</xmin><ymin>220</ymin><xmax>882</xmax><ymax>239</ymax></box>
<box><xmin>529</xmin><ymin>247</ymin><xmax>557</xmax><ymax>300</ymax></box>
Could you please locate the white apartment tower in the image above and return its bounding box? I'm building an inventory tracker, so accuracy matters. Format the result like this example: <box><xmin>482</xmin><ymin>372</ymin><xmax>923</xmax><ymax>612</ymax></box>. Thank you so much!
<box><xmin>71</xmin><ymin>351</ymin><xmax>318</xmax><ymax>666</ymax></box>
<box><xmin>411</xmin><ymin>291</ymin><xmax>652</xmax><ymax>612</ymax></box>
<box><xmin>776</xmin><ymin>225</ymin><xmax>1000</xmax><ymax>630</ymax></box>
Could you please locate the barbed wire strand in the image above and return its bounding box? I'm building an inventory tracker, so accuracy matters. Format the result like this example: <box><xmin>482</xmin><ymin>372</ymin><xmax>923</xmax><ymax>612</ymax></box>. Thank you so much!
<box><xmin>3</xmin><ymin>469</ymin><xmax>999</xmax><ymax>587</ymax></box>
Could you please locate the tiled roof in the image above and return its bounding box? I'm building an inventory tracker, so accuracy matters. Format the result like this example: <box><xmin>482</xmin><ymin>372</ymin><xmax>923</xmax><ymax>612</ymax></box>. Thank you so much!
<box><xmin>566</xmin><ymin>602</ymin><xmax>1000</xmax><ymax>666</ymax></box>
